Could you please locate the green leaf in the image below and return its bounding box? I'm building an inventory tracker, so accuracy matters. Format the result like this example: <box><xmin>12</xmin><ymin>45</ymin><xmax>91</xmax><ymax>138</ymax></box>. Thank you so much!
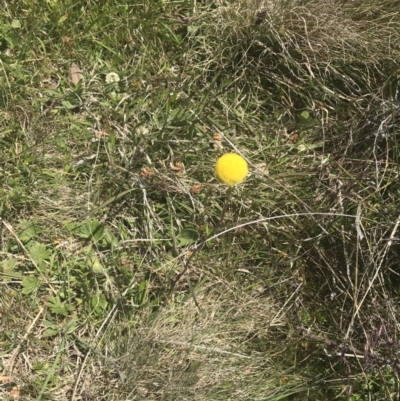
<box><xmin>42</xmin><ymin>88</ymin><xmax>64</xmax><ymax>97</ymax></box>
<box><xmin>91</xmin><ymin>292</ymin><xmax>108</xmax><ymax>315</ymax></box>
<box><xmin>65</xmin><ymin>317</ymin><xmax>78</xmax><ymax>334</ymax></box>
<box><xmin>11</xmin><ymin>20</ymin><xmax>21</xmax><ymax>29</ymax></box>
<box><xmin>299</xmin><ymin>110</ymin><xmax>310</xmax><ymax>120</ymax></box>
<box><xmin>21</xmin><ymin>276</ymin><xmax>40</xmax><ymax>294</ymax></box>
<box><xmin>177</xmin><ymin>228</ymin><xmax>200</xmax><ymax>246</ymax></box>
<box><xmin>0</xmin><ymin>257</ymin><xmax>19</xmax><ymax>282</ymax></box>
<box><xmin>18</xmin><ymin>220</ymin><xmax>43</xmax><ymax>243</ymax></box>
<box><xmin>58</xmin><ymin>14</ymin><xmax>68</xmax><ymax>25</ymax></box>
<box><xmin>297</xmin><ymin>142</ymin><xmax>324</xmax><ymax>152</ymax></box>
<box><xmin>43</xmin><ymin>327</ymin><xmax>60</xmax><ymax>337</ymax></box>
<box><xmin>104</xmin><ymin>228</ymin><xmax>118</xmax><ymax>247</ymax></box>
<box><xmin>86</xmin><ymin>255</ymin><xmax>104</xmax><ymax>274</ymax></box>
<box><xmin>47</xmin><ymin>296</ymin><xmax>70</xmax><ymax>316</ymax></box>
<box><xmin>76</xmin><ymin>220</ymin><xmax>104</xmax><ymax>242</ymax></box>
<box><xmin>61</xmin><ymin>100</ymin><xmax>78</xmax><ymax>109</ymax></box>
<box><xmin>138</xmin><ymin>280</ymin><xmax>148</xmax><ymax>306</ymax></box>
<box><xmin>28</xmin><ymin>242</ymin><xmax>51</xmax><ymax>267</ymax></box>
<box><xmin>0</xmin><ymin>257</ymin><xmax>16</xmax><ymax>269</ymax></box>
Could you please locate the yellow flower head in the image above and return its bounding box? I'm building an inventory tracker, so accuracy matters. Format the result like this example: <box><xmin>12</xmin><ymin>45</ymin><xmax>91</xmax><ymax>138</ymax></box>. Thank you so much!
<box><xmin>215</xmin><ymin>153</ymin><xmax>248</xmax><ymax>186</ymax></box>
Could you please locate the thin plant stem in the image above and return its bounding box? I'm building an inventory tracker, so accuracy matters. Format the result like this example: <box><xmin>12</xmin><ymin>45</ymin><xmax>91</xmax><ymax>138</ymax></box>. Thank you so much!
<box><xmin>168</xmin><ymin>185</ymin><xmax>236</xmax><ymax>309</ymax></box>
<box><xmin>214</xmin><ymin>186</ymin><xmax>234</xmax><ymax>232</ymax></box>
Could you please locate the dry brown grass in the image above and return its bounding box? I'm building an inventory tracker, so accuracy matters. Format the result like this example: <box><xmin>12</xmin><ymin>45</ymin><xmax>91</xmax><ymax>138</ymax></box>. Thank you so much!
<box><xmin>92</xmin><ymin>283</ymin><xmax>296</xmax><ymax>401</ymax></box>
<box><xmin>0</xmin><ymin>283</ymin><xmax>292</xmax><ymax>400</ymax></box>
<box><xmin>189</xmin><ymin>0</ymin><xmax>400</xmax><ymax>111</ymax></box>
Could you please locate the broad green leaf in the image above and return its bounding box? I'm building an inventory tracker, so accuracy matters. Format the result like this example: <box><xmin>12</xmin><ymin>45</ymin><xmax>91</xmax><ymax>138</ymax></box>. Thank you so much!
<box><xmin>61</xmin><ymin>100</ymin><xmax>78</xmax><ymax>109</ymax></box>
<box><xmin>18</xmin><ymin>220</ymin><xmax>43</xmax><ymax>243</ymax></box>
<box><xmin>65</xmin><ymin>317</ymin><xmax>78</xmax><ymax>334</ymax></box>
<box><xmin>300</xmin><ymin>110</ymin><xmax>310</xmax><ymax>120</ymax></box>
<box><xmin>63</xmin><ymin>220</ymin><xmax>79</xmax><ymax>231</ymax></box>
<box><xmin>91</xmin><ymin>292</ymin><xmax>107</xmax><ymax>315</ymax></box>
<box><xmin>43</xmin><ymin>327</ymin><xmax>59</xmax><ymax>337</ymax></box>
<box><xmin>47</xmin><ymin>296</ymin><xmax>70</xmax><ymax>316</ymax></box>
<box><xmin>11</xmin><ymin>20</ymin><xmax>21</xmax><ymax>29</ymax></box>
<box><xmin>86</xmin><ymin>255</ymin><xmax>104</xmax><ymax>274</ymax></box>
<box><xmin>2</xmin><ymin>257</ymin><xmax>17</xmax><ymax>269</ymax></box>
<box><xmin>104</xmin><ymin>228</ymin><xmax>118</xmax><ymax>247</ymax></box>
<box><xmin>0</xmin><ymin>259</ymin><xmax>23</xmax><ymax>281</ymax></box>
<box><xmin>28</xmin><ymin>242</ymin><xmax>51</xmax><ymax>267</ymax></box>
<box><xmin>177</xmin><ymin>228</ymin><xmax>200</xmax><ymax>246</ymax></box>
<box><xmin>76</xmin><ymin>220</ymin><xmax>104</xmax><ymax>242</ymax></box>
<box><xmin>21</xmin><ymin>276</ymin><xmax>40</xmax><ymax>294</ymax></box>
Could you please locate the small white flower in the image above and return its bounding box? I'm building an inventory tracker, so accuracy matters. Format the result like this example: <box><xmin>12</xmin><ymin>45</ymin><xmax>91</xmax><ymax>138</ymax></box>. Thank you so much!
<box><xmin>74</xmin><ymin>160</ymin><xmax>85</xmax><ymax>169</ymax></box>
<box><xmin>169</xmin><ymin>65</ymin><xmax>180</xmax><ymax>76</ymax></box>
<box><xmin>105</xmin><ymin>72</ymin><xmax>120</xmax><ymax>83</ymax></box>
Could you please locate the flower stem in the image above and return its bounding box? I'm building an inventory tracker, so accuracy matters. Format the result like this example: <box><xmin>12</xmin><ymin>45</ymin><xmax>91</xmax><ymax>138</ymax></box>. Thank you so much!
<box><xmin>168</xmin><ymin>186</ymin><xmax>234</xmax><ymax>310</ymax></box>
<box><xmin>215</xmin><ymin>186</ymin><xmax>233</xmax><ymax>232</ymax></box>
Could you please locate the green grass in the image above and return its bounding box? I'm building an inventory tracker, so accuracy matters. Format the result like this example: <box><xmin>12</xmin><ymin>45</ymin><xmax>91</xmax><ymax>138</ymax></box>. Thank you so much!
<box><xmin>1</xmin><ymin>0</ymin><xmax>400</xmax><ymax>400</ymax></box>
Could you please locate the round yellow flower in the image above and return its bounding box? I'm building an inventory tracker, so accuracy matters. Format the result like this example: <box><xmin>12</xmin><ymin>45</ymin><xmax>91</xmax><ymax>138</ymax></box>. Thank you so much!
<box><xmin>215</xmin><ymin>153</ymin><xmax>248</xmax><ymax>186</ymax></box>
